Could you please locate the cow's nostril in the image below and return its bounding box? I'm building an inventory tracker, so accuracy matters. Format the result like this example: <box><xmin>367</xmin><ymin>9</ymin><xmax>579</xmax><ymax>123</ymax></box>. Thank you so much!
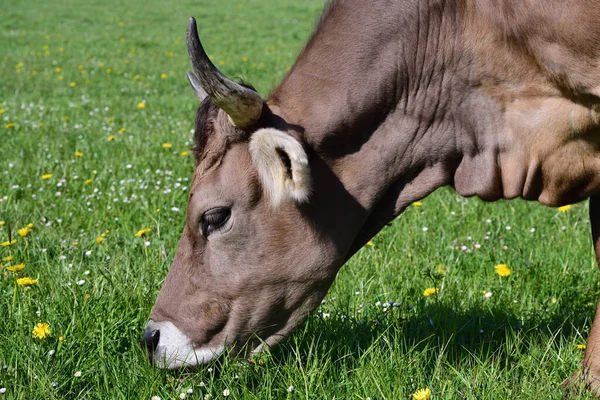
<box><xmin>141</xmin><ymin>328</ymin><xmax>160</xmax><ymax>356</ymax></box>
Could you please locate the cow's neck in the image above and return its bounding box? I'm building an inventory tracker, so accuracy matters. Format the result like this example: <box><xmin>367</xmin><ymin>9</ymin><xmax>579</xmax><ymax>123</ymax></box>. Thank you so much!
<box><xmin>268</xmin><ymin>0</ymin><xmax>469</xmax><ymax>254</ymax></box>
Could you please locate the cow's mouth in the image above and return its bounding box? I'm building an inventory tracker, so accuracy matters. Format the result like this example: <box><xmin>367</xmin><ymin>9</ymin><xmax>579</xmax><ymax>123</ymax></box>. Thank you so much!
<box><xmin>143</xmin><ymin>320</ymin><xmax>224</xmax><ymax>369</ymax></box>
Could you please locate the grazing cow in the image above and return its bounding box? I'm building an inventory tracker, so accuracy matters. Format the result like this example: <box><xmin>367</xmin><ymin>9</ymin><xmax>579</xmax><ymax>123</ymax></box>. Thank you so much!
<box><xmin>143</xmin><ymin>0</ymin><xmax>600</xmax><ymax>392</ymax></box>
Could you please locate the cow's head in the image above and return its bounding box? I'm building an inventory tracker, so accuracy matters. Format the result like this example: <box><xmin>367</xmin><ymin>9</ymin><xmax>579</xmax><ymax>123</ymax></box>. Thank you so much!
<box><xmin>142</xmin><ymin>18</ymin><xmax>358</xmax><ymax>368</ymax></box>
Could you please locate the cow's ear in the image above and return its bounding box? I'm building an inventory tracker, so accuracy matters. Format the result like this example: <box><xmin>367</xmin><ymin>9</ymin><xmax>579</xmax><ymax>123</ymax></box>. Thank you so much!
<box><xmin>186</xmin><ymin>71</ymin><xmax>207</xmax><ymax>101</ymax></box>
<box><xmin>249</xmin><ymin>128</ymin><xmax>311</xmax><ymax>207</ymax></box>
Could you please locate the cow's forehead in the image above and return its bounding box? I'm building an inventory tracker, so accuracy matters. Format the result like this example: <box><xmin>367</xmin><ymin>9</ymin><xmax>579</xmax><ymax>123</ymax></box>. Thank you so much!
<box><xmin>189</xmin><ymin>143</ymin><xmax>258</xmax><ymax>204</ymax></box>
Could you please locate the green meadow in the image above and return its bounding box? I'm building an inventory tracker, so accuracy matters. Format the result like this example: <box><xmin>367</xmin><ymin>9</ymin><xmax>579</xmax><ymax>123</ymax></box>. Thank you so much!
<box><xmin>0</xmin><ymin>0</ymin><xmax>598</xmax><ymax>398</ymax></box>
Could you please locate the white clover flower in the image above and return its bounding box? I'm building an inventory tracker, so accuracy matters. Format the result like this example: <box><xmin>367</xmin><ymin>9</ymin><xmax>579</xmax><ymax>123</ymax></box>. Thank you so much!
<box><xmin>48</xmin><ymin>350</ymin><xmax>55</xmax><ymax>356</ymax></box>
<box><xmin>85</xmin><ymin>251</ymin><xmax>92</xmax><ymax>257</ymax></box>
<box><xmin>223</xmin><ymin>389</ymin><xmax>230</xmax><ymax>397</ymax></box>
<box><xmin>76</xmin><ymin>280</ymin><xmax>85</xmax><ymax>286</ymax></box>
<box><xmin>151</xmin><ymin>397</ymin><xmax>161</xmax><ymax>400</ymax></box>
<box><xmin>0</xmin><ymin>388</ymin><xmax>6</xmax><ymax>394</ymax></box>
<box><xmin>74</xmin><ymin>371</ymin><xmax>82</xmax><ymax>377</ymax></box>
<box><xmin>287</xmin><ymin>385</ymin><xmax>294</xmax><ymax>393</ymax></box>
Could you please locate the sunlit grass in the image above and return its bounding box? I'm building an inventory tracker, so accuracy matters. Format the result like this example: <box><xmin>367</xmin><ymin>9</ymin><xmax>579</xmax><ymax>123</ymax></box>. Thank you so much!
<box><xmin>1</xmin><ymin>0</ymin><xmax>598</xmax><ymax>398</ymax></box>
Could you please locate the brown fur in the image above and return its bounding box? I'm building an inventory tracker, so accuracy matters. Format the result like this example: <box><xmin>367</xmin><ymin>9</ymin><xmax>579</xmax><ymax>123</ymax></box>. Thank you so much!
<box><xmin>148</xmin><ymin>0</ymin><xmax>600</xmax><ymax>390</ymax></box>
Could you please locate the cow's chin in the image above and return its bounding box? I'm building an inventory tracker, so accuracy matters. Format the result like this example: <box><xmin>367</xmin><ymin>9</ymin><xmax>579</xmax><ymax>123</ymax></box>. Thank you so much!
<box><xmin>147</xmin><ymin>320</ymin><xmax>224</xmax><ymax>369</ymax></box>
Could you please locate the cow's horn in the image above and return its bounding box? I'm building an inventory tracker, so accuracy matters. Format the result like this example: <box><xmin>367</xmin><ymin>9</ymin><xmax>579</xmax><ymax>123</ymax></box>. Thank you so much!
<box><xmin>186</xmin><ymin>17</ymin><xmax>263</xmax><ymax>128</ymax></box>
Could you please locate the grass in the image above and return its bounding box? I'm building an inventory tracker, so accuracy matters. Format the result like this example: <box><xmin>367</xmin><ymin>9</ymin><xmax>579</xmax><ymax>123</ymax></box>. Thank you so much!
<box><xmin>0</xmin><ymin>0</ymin><xmax>598</xmax><ymax>398</ymax></box>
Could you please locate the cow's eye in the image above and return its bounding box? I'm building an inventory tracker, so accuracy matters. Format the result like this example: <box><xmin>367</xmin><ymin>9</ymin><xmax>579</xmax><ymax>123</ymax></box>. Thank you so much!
<box><xmin>201</xmin><ymin>207</ymin><xmax>231</xmax><ymax>237</ymax></box>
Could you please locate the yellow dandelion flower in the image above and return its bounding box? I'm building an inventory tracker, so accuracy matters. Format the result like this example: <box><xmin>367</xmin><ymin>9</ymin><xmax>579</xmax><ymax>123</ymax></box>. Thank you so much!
<box><xmin>32</xmin><ymin>323</ymin><xmax>51</xmax><ymax>340</ymax></box>
<box><xmin>180</xmin><ymin>151</ymin><xmax>189</xmax><ymax>157</ymax></box>
<box><xmin>38</xmin><ymin>123</ymin><xmax>44</xmax><ymax>128</ymax></box>
<box><xmin>118</xmin><ymin>127</ymin><xmax>126</xmax><ymax>134</ymax></box>
<box><xmin>55</xmin><ymin>67</ymin><xmax>62</xmax><ymax>73</ymax></box>
<box><xmin>106</xmin><ymin>68</ymin><xmax>112</xmax><ymax>74</ymax></box>
<box><xmin>3</xmin><ymin>256</ymin><xmax>14</xmax><ymax>262</ymax></box>
<box><xmin>17</xmin><ymin>227</ymin><xmax>29</xmax><ymax>237</ymax></box>
<box><xmin>95</xmin><ymin>237</ymin><xmax>104</xmax><ymax>245</ymax></box>
<box><xmin>135</xmin><ymin>227</ymin><xmax>152</xmax><ymax>237</ymax></box>
<box><xmin>423</xmin><ymin>287</ymin><xmax>439</xmax><ymax>297</ymax></box>
<box><xmin>74</xmin><ymin>151</ymin><xmax>83</xmax><ymax>157</ymax></box>
<box><xmin>58</xmin><ymin>75</ymin><xmax>64</xmax><ymax>81</ymax></box>
<box><xmin>0</xmin><ymin>221</ymin><xmax>4</xmax><ymax>227</ymax></box>
<box><xmin>59</xmin><ymin>336</ymin><xmax>64</xmax><ymax>342</ymax></box>
<box><xmin>107</xmin><ymin>135</ymin><xmax>115</xmax><ymax>141</ymax></box>
<box><xmin>412</xmin><ymin>201</ymin><xmax>423</xmax><ymax>207</ymax></box>
<box><xmin>42</xmin><ymin>173</ymin><xmax>52</xmax><ymax>180</ymax></box>
<box><xmin>27</xmin><ymin>223</ymin><xmax>33</xmax><ymax>229</ymax></box>
<box><xmin>62</xmin><ymin>116</ymin><xmax>69</xmax><ymax>121</ymax></box>
<box><xmin>412</xmin><ymin>388</ymin><xmax>431</xmax><ymax>400</ymax></box>
<box><xmin>137</xmin><ymin>102</ymin><xmax>145</xmax><ymax>109</ymax></box>
<box><xmin>161</xmin><ymin>143</ymin><xmax>173</xmax><ymax>149</ymax></box>
<box><xmin>0</xmin><ymin>109</ymin><xmax>5</xmax><ymax>114</ymax></box>
<box><xmin>84</xmin><ymin>179</ymin><xmax>92</xmax><ymax>185</ymax></box>
<box><xmin>5</xmin><ymin>123</ymin><xmax>15</xmax><ymax>129</ymax></box>
<box><xmin>1</xmin><ymin>240</ymin><xmax>16</xmax><ymax>247</ymax></box>
<box><xmin>436</xmin><ymin>264</ymin><xmax>445</xmax><ymax>274</ymax></box>
<box><xmin>16</xmin><ymin>277</ymin><xmax>38</xmax><ymax>286</ymax></box>
<box><xmin>73</xmin><ymin>241</ymin><xmax>79</xmax><ymax>246</ymax></box>
<box><xmin>576</xmin><ymin>344</ymin><xmax>587</xmax><ymax>350</ymax></box>
<box><xmin>242</xmin><ymin>56</ymin><xmax>248</xmax><ymax>62</ymax></box>
<box><xmin>366</xmin><ymin>239</ymin><xmax>374</xmax><ymax>246</ymax></box>
<box><xmin>160</xmin><ymin>73</ymin><xmax>167</xmax><ymax>79</ymax></box>
<box><xmin>69</xmin><ymin>82</ymin><xmax>76</xmax><ymax>87</ymax></box>
<box><xmin>558</xmin><ymin>205</ymin><xmax>573</xmax><ymax>213</ymax></box>
<box><xmin>7</xmin><ymin>263</ymin><xmax>25</xmax><ymax>272</ymax></box>
<box><xmin>495</xmin><ymin>264</ymin><xmax>511</xmax><ymax>277</ymax></box>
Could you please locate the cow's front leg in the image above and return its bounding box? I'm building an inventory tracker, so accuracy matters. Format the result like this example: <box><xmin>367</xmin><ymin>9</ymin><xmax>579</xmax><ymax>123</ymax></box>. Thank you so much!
<box><xmin>567</xmin><ymin>196</ymin><xmax>600</xmax><ymax>396</ymax></box>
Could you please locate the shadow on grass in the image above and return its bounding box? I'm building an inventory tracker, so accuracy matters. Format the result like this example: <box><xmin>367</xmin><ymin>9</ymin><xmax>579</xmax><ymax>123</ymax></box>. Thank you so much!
<box><xmin>270</xmin><ymin>290</ymin><xmax>599</xmax><ymax>369</ymax></box>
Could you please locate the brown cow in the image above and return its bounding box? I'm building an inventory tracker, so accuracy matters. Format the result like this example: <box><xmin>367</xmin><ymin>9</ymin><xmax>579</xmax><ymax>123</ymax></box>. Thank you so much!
<box><xmin>143</xmin><ymin>0</ymin><xmax>600</xmax><ymax>393</ymax></box>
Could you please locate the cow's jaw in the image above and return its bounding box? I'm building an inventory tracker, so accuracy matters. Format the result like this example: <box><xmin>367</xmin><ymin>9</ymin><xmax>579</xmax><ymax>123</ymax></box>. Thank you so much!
<box><xmin>146</xmin><ymin>320</ymin><xmax>224</xmax><ymax>369</ymax></box>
